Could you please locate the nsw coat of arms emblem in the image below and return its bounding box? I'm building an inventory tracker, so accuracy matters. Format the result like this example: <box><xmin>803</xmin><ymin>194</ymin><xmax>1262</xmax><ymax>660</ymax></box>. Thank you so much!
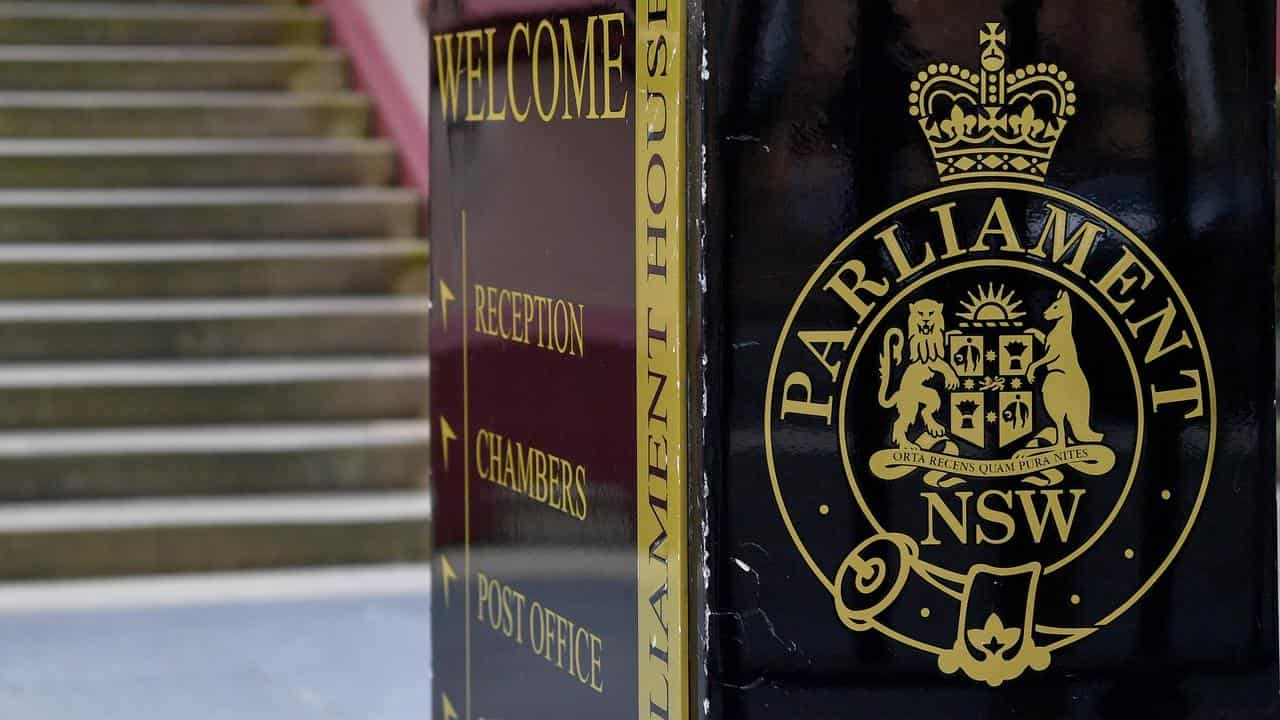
<box><xmin>765</xmin><ymin>23</ymin><xmax>1215</xmax><ymax>686</ymax></box>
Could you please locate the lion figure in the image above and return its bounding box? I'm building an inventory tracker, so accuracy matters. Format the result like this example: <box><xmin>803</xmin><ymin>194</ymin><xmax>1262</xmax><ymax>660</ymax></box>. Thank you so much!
<box><xmin>878</xmin><ymin>299</ymin><xmax>960</xmax><ymax>449</ymax></box>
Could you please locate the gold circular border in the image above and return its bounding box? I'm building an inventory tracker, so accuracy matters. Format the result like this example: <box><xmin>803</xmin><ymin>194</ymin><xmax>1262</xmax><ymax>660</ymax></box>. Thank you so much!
<box><xmin>764</xmin><ymin>181</ymin><xmax>1217</xmax><ymax>633</ymax></box>
<box><xmin>834</xmin><ymin>259</ymin><xmax>1144</xmax><ymax>579</ymax></box>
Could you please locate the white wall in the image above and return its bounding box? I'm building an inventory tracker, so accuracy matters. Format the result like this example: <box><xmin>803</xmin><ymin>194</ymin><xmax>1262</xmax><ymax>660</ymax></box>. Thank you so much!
<box><xmin>351</xmin><ymin>0</ymin><xmax>433</xmax><ymax>125</ymax></box>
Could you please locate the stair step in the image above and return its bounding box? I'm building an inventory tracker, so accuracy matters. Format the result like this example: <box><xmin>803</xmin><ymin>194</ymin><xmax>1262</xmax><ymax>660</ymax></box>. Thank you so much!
<box><xmin>0</xmin><ymin>420</ymin><xmax>429</xmax><ymax>500</ymax></box>
<box><xmin>0</xmin><ymin>139</ymin><xmax>394</xmax><ymax>187</ymax></box>
<box><xmin>0</xmin><ymin>91</ymin><xmax>369</xmax><ymax>138</ymax></box>
<box><xmin>0</xmin><ymin>46</ymin><xmax>346</xmax><ymax>91</ymax></box>
<box><xmin>0</xmin><ymin>3</ymin><xmax>326</xmax><ymax>46</ymax></box>
<box><xmin>0</xmin><ymin>492</ymin><xmax>431</xmax><ymax>580</ymax></box>
<box><xmin>0</xmin><ymin>356</ymin><xmax>429</xmax><ymax>428</ymax></box>
<box><xmin>0</xmin><ymin>240</ymin><xmax>429</xmax><ymax>298</ymax></box>
<box><xmin>0</xmin><ymin>188</ymin><xmax>419</xmax><ymax>241</ymax></box>
<box><xmin>0</xmin><ymin>297</ymin><xmax>429</xmax><ymax>359</ymax></box>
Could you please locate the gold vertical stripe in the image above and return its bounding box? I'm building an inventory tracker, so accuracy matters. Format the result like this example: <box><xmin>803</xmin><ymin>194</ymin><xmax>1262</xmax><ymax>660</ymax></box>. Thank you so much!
<box><xmin>636</xmin><ymin>0</ymin><xmax>686</xmax><ymax>718</ymax></box>
<box><xmin>462</xmin><ymin>210</ymin><xmax>471</xmax><ymax>720</ymax></box>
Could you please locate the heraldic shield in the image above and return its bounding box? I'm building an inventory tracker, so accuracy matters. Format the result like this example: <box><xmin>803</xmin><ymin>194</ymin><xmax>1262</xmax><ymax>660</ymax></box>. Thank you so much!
<box><xmin>948</xmin><ymin>284</ymin><xmax>1037</xmax><ymax>451</ymax></box>
<box><xmin>866</xmin><ymin>282</ymin><xmax>1118</xmax><ymax>490</ymax></box>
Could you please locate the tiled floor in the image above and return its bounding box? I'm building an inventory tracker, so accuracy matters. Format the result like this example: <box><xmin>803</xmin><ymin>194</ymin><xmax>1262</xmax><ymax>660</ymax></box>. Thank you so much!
<box><xmin>0</xmin><ymin>567</ymin><xmax>431</xmax><ymax>719</ymax></box>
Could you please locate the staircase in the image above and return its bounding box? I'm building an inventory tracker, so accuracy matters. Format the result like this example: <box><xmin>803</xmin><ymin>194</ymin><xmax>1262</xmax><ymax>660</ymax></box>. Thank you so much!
<box><xmin>0</xmin><ymin>0</ymin><xmax>431</xmax><ymax>581</ymax></box>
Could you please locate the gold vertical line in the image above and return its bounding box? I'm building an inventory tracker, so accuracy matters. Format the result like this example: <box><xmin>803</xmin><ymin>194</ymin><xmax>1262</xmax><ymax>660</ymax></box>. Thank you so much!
<box><xmin>462</xmin><ymin>209</ymin><xmax>471</xmax><ymax>720</ymax></box>
<box><xmin>637</xmin><ymin>0</ymin><xmax>686</xmax><ymax>718</ymax></box>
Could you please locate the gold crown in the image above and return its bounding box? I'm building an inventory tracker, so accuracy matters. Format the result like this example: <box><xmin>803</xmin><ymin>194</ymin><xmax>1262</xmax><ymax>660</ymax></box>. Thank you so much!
<box><xmin>909</xmin><ymin>23</ymin><xmax>1076</xmax><ymax>183</ymax></box>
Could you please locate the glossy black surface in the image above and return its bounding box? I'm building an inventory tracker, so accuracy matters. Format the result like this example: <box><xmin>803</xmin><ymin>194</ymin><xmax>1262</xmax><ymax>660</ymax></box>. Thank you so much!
<box><xmin>701</xmin><ymin>1</ymin><xmax>1277</xmax><ymax>717</ymax></box>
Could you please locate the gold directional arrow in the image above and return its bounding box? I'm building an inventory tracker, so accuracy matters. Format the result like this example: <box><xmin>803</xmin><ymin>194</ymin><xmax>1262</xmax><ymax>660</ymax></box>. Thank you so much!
<box><xmin>440</xmin><ymin>554</ymin><xmax>457</xmax><ymax>608</ymax></box>
<box><xmin>439</xmin><ymin>416</ymin><xmax>457</xmax><ymax>470</ymax></box>
<box><xmin>442</xmin><ymin>693</ymin><xmax>458</xmax><ymax>720</ymax></box>
<box><xmin>439</xmin><ymin>279</ymin><xmax>456</xmax><ymax>330</ymax></box>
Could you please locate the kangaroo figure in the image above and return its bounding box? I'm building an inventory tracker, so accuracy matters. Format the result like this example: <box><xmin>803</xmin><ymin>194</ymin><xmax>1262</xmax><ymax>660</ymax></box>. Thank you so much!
<box><xmin>1026</xmin><ymin>291</ymin><xmax>1103</xmax><ymax>448</ymax></box>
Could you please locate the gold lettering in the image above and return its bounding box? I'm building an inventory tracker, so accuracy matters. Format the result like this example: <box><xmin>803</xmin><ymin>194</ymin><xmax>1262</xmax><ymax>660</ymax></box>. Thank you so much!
<box><xmin>922</xmin><ymin>490</ymin><xmax>1089</xmax><ymax>546</ymax></box>
<box><xmin>797</xmin><ymin>329</ymin><xmax>854</xmax><ymax>382</ymax></box>
<box><xmin>432</xmin><ymin>33</ymin><xmax>464</xmax><ymax>121</ymax></box>
<box><xmin>931</xmin><ymin>201</ymin><xmax>967</xmax><ymax>259</ymax></box>
<box><xmin>478</xmin><ymin>574</ymin><xmax>602</xmax><ymax>693</ymax></box>
<box><xmin>510</xmin><ymin>290</ymin><xmax>524</xmax><ymax>342</ymax></box>
<box><xmin>498</xmin><ymin>288</ymin><xmax>511</xmax><ymax>339</ymax></box>
<box><xmin>484</xmin><ymin>28</ymin><xmax>506</xmax><ymax>120</ymax></box>
<box><xmin>486</xmin><ymin>285</ymin><xmax>498</xmax><ymax>332</ymax></box>
<box><xmin>568</xmin><ymin>303</ymin><xmax>585</xmax><ymax>356</ymax></box>
<box><xmin>970</xmin><ymin>196</ymin><xmax>1023</xmax><ymax>252</ymax></box>
<box><xmin>532</xmin><ymin>20</ymin><xmax>561</xmax><ymax>121</ymax></box>
<box><xmin>780</xmin><ymin>371</ymin><xmax>832</xmax><ymax>423</ymax></box>
<box><xmin>600</xmin><ymin>12</ymin><xmax>628</xmax><ymax>118</ymax></box>
<box><xmin>878</xmin><ymin>223</ymin><xmax>936</xmax><ymax>281</ymax></box>
<box><xmin>1028</xmin><ymin>202</ymin><xmax>1103</xmax><ymax>275</ymax></box>
<box><xmin>1016</xmin><ymin>489</ymin><xmax>1086</xmax><ymax>543</ymax></box>
<box><xmin>1094</xmin><ymin>247</ymin><xmax>1154</xmax><ymax>315</ymax></box>
<box><xmin>463</xmin><ymin>30</ymin><xmax>485</xmax><ymax>121</ymax></box>
<box><xmin>508</xmin><ymin>23</ymin><xmax>532</xmax><ymax>122</ymax></box>
<box><xmin>475</xmin><ymin>571</ymin><xmax>526</xmax><ymax>644</ymax></box>
<box><xmin>473</xmin><ymin>284</ymin><xmax>487</xmax><ymax>334</ymax></box>
<box><xmin>975</xmin><ymin>490</ymin><xmax>1015</xmax><ymax>545</ymax></box>
<box><xmin>822</xmin><ymin>259</ymin><xmax>890</xmax><ymax>324</ymax></box>
<box><xmin>1126</xmin><ymin>296</ymin><xmax>1192</xmax><ymax>363</ymax></box>
<box><xmin>474</xmin><ymin>429</ymin><xmax>490</xmax><ymax>481</ymax></box>
<box><xmin>560</xmin><ymin>16</ymin><xmax>599</xmax><ymax>119</ymax></box>
<box><xmin>522</xmin><ymin>293</ymin><xmax>535</xmax><ymax>343</ymax></box>
<box><xmin>1151</xmin><ymin>370</ymin><xmax>1206</xmax><ymax>419</ymax></box>
<box><xmin>471</xmin><ymin>283</ymin><xmax>586</xmax><ymax>357</ymax></box>
<box><xmin>435</xmin><ymin>13</ymin><xmax>629</xmax><ymax>125</ymax></box>
<box><xmin>922</xmin><ymin>491</ymin><xmax>972</xmax><ymax>545</ymax></box>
